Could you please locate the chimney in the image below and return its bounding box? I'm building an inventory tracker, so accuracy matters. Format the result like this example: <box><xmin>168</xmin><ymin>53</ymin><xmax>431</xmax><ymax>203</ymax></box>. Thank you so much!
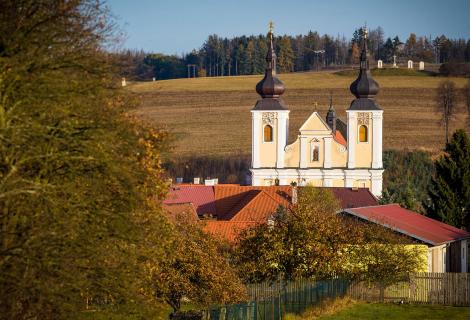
<box><xmin>292</xmin><ymin>184</ymin><xmax>298</xmax><ymax>204</ymax></box>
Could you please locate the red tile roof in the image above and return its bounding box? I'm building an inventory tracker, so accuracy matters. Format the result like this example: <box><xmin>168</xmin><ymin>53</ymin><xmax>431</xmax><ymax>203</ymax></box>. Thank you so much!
<box><xmin>163</xmin><ymin>203</ymin><xmax>199</xmax><ymax>222</ymax></box>
<box><xmin>165</xmin><ymin>184</ymin><xmax>379</xmax><ymax>243</ymax></box>
<box><xmin>344</xmin><ymin>204</ymin><xmax>470</xmax><ymax>246</ymax></box>
<box><xmin>229</xmin><ymin>190</ymin><xmax>285</xmax><ymax>222</ymax></box>
<box><xmin>203</xmin><ymin>220</ymin><xmax>258</xmax><ymax>243</ymax></box>
<box><xmin>164</xmin><ymin>185</ymin><xmax>216</xmax><ymax>216</ymax></box>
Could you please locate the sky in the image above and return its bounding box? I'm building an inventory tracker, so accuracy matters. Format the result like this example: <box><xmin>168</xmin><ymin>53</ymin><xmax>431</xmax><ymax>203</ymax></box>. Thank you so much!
<box><xmin>108</xmin><ymin>0</ymin><xmax>470</xmax><ymax>55</ymax></box>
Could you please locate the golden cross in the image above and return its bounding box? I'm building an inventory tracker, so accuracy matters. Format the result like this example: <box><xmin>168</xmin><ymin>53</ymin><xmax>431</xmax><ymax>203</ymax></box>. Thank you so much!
<box><xmin>363</xmin><ymin>26</ymin><xmax>368</xmax><ymax>39</ymax></box>
<box><xmin>269</xmin><ymin>21</ymin><xmax>273</xmax><ymax>39</ymax></box>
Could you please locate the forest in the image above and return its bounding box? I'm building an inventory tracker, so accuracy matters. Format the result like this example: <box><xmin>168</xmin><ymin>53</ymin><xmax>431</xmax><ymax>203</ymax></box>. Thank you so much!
<box><xmin>119</xmin><ymin>27</ymin><xmax>470</xmax><ymax>80</ymax></box>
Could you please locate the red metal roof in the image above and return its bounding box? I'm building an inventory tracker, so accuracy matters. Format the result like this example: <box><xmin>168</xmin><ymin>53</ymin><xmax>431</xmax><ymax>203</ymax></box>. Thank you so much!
<box><xmin>164</xmin><ymin>185</ymin><xmax>216</xmax><ymax>216</ymax></box>
<box><xmin>344</xmin><ymin>204</ymin><xmax>470</xmax><ymax>246</ymax></box>
<box><xmin>330</xmin><ymin>187</ymin><xmax>378</xmax><ymax>208</ymax></box>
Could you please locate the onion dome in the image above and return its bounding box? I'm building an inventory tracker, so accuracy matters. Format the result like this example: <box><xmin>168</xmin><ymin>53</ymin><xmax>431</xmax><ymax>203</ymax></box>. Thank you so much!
<box><xmin>252</xmin><ymin>22</ymin><xmax>288</xmax><ymax>111</ymax></box>
<box><xmin>255</xmin><ymin>24</ymin><xmax>285</xmax><ymax>98</ymax></box>
<box><xmin>349</xmin><ymin>28</ymin><xmax>380</xmax><ymax>99</ymax></box>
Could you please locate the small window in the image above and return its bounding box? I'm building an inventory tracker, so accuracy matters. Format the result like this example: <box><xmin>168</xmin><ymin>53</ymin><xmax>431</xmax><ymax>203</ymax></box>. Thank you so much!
<box><xmin>359</xmin><ymin>125</ymin><xmax>368</xmax><ymax>142</ymax></box>
<box><xmin>264</xmin><ymin>125</ymin><xmax>273</xmax><ymax>142</ymax></box>
<box><xmin>312</xmin><ymin>146</ymin><xmax>319</xmax><ymax>161</ymax></box>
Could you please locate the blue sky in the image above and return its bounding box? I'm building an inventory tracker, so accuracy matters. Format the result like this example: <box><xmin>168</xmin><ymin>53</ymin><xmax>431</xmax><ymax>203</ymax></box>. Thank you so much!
<box><xmin>108</xmin><ymin>0</ymin><xmax>470</xmax><ymax>55</ymax></box>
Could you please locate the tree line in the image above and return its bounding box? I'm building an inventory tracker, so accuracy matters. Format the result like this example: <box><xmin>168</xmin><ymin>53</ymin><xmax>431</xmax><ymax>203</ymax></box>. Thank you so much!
<box><xmin>119</xmin><ymin>28</ymin><xmax>470</xmax><ymax>80</ymax></box>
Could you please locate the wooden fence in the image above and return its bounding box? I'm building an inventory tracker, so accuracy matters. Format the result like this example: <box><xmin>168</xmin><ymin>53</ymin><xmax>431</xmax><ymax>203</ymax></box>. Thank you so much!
<box><xmin>348</xmin><ymin>272</ymin><xmax>470</xmax><ymax>306</ymax></box>
<box><xmin>205</xmin><ymin>273</ymin><xmax>470</xmax><ymax>320</ymax></box>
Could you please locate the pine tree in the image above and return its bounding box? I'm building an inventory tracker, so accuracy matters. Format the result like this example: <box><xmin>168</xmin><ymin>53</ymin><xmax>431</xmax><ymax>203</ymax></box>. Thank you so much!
<box><xmin>428</xmin><ymin>130</ymin><xmax>470</xmax><ymax>230</ymax></box>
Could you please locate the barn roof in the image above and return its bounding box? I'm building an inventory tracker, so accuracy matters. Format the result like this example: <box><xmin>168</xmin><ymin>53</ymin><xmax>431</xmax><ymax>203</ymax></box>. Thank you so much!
<box><xmin>343</xmin><ymin>204</ymin><xmax>470</xmax><ymax>246</ymax></box>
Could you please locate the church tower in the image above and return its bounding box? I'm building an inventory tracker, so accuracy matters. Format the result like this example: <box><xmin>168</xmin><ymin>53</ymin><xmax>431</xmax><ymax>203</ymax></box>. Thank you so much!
<box><xmin>346</xmin><ymin>28</ymin><xmax>383</xmax><ymax>195</ymax></box>
<box><xmin>251</xmin><ymin>23</ymin><xmax>290</xmax><ymax>185</ymax></box>
<box><xmin>250</xmin><ymin>25</ymin><xmax>384</xmax><ymax>197</ymax></box>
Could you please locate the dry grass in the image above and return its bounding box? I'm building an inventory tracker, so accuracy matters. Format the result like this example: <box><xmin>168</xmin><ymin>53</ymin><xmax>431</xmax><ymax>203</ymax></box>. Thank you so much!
<box><xmin>284</xmin><ymin>297</ymin><xmax>358</xmax><ymax>320</ymax></box>
<box><xmin>129</xmin><ymin>72</ymin><xmax>469</xmax><ymax>156</ymax></box>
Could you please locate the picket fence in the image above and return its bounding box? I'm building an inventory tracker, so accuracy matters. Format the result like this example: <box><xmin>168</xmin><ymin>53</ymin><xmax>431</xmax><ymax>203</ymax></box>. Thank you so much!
<box><xmin>204</xmin><ymin>273</ymin><xmax>470</xmax><ymax>320</ymax></box>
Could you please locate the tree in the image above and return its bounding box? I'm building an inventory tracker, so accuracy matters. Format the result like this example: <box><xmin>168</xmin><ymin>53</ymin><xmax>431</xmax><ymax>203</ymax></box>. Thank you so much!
<box><xmin>277</xmin><ymin>35</ymin><xmax>295</xmax><ymax>73</ymax></box>
<box><xmin>380</xmin><ymin>150</ymin><xmax>434</xmax><ymax>213</ymax></box>
<box><xmin>435</xmin><ymin>80</ymin><xmax>458</xmax><ymax>144</ymax></box>
<box><xmin>234</xmin><ymin>187</ymin><xmax>427</xmax><ymax>287</ymax></box>
<box><xmin>0</xmin><ymin>1</ymin><xmax>173</xmax><ymax>318</ymax></box>
<box><xmin>234</xmin><ymin>187</ymin><xmax>358</xmax><ymax>282</ymax></box>
<box><xmin>427</xmin><ymin>130</ymin><xmax>470</xmax><ymax>230</ymax></box>
<box><xmin>405</xmin><ymin>33</ymin><xmax>418</xmax><ymax>59</ymax></box>
<box><xmin>346</xmin><ymin>221</ymin><xmax>426</xmax><ymax>302</ymax></box>
<box><xmin>152</xmin><ymin>213</ymin><xmax>246</xmax><ymax>314</ymax></box>
<box><xmin>350</xmin><ymin>42</ymin><xmax>360</xmax><ymax>64</ymax></box>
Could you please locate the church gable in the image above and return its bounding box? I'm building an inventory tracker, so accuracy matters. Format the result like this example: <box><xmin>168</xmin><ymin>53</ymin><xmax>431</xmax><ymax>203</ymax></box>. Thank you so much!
<box><xmin>299</xmin><ymin>112</ymin><xmax>332</xmax><ymax>133</ymax></box>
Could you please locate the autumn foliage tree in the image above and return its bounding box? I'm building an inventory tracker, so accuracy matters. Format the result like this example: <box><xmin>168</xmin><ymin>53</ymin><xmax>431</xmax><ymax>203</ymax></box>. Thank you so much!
<box><xmin>0</xmin><ymin>1</ymin><xmax>173</xmax><ymax>318</ymax></box>
<box><xmin>234</xmin><ymin>187</ymin><xmax>426</xmax><ymax>286</ymax></box>
<box><xmin>151</xmin><ymin>213</ymin><xmax>247</xmax><ymax>314</ymax></box>
<box><xmin>233</xmin><ymin>187</ymin><xmax>358</xmax><ymax>283</ymax></box>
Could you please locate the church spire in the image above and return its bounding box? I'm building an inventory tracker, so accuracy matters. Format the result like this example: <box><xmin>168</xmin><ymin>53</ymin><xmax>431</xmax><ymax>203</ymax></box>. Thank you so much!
<box><xmin>349</xmin><ymin>27</ymin><xmax>380</xmax><ymax>100</ymax></box>
<box><xmin>326</xmin><ymin>92</ymin><xmax>336</xmax><ymax>133</ymax></box>
<box><xmin>255</xmin><ymin>22</ymin><xmax>286</xmax><ymax>99</ymax></box>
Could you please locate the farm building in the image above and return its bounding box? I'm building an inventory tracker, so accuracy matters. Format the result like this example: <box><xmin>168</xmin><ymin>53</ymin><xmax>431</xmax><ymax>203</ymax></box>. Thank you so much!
<box><xmin>342</xmin><ymin>204</ymin><xmax>470</xmax><ymax>273</ymax></box>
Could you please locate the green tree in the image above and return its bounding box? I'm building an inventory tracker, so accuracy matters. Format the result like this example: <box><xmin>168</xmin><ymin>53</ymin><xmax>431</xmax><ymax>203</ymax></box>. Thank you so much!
<box><xmin>0</xmin><ymin>1</ymin><xmax>172</xmax><ymax>318</ymax></box>
<box><xmin>428</xmin><ymin>130</ymin><xmax>470</xmax><ymax>229</ymax></box>
<box><xmin>380</xmin><ymin>150</ymin><xmax>434</xmax><ymax>213</ymax></box>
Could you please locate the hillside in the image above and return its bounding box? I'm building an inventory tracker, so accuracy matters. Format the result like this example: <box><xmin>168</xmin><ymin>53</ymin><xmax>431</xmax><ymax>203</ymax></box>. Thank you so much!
<box><xmin>129</xmin><ymin>71</ymin><xmax>469</xmax><ymax>156</ymax></box>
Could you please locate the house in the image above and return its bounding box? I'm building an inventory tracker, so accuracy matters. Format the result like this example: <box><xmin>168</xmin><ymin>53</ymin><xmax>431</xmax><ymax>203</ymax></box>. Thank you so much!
<box><xmin>342</xmin><ymin>204</ymin><xmax>470</xmax><ymax>273</ymax></box>
<box><xmin>250</xmin><ymin>27</ymin><xmax>383</xmax><ymax>197</ymax></box>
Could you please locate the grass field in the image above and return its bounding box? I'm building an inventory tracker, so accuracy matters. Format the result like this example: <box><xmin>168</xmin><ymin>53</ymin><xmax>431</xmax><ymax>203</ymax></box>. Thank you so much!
<box><xmin>129</xmin><ymin>71</ymin><xmax>469</xmax><ymax>156</ymax></box>
<box><xmin>316</xmin><ymin>303</ymin><xmax>470</xmax><ymax>320</ymax></box>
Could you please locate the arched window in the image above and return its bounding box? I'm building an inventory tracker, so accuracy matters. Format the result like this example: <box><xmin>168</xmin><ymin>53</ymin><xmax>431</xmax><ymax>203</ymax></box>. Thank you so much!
<box><xmin>264</xmin><ymin>125</ymin><xmax>273</xmax><ymax>142</ymax></box>
<box><xmin>359</xmin><ymin>125</ymin><xmax>368</xmax><ymax>142</ymax></box>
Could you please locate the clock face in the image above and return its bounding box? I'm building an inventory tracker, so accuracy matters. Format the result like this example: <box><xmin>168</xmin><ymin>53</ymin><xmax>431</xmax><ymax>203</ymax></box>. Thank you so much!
<box><xmin>338</xmin><ymin>146</ymin><xmax>346</xmax><ymax>153</ymax></box>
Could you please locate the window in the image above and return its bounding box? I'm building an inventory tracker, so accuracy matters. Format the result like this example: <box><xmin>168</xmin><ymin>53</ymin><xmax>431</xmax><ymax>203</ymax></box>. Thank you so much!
<box><xmin>312</xmin><ymin>146</ymin><xmax>319</xmax><ymax>161</ymax></box>
<box><xmin>264</xmin><ymin>125</ymin><xmax>273</xmax><ymax>142</ymax></box>
<box><xmin>359</xmin><ymin>125</ymin><xmax>368</xmax><ymax>142</ymax></box>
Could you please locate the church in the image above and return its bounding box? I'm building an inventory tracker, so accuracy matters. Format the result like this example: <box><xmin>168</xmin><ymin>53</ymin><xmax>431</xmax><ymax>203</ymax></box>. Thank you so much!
<box><xmin>250</xmin><ymin>27</ymin><xmax>384</xmax><ymax>197</ymax></box>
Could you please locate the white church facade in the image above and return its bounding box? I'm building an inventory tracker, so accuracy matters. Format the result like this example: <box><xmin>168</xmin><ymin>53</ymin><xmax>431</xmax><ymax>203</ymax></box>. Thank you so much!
<box><xmin>250</xmin><ymin>28</ymin><xmax>384</xmax><ymax>197</ymax></box>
